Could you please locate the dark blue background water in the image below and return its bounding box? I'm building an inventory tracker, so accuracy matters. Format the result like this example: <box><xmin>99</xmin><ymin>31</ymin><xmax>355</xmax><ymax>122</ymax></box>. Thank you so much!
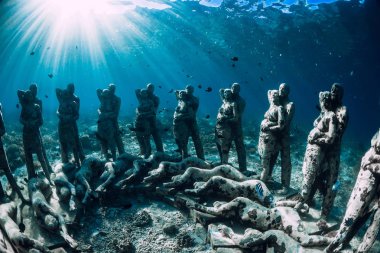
<box><xmin>0</xmin><ymin>0</ymin><xmax>379</xmax><ymax>144</ymax></box>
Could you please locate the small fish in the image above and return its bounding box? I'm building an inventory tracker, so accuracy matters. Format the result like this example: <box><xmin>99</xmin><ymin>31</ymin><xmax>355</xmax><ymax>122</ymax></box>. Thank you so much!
<box><xmin>258</xmin><ymin>62</ymin><xmax>262</xmax><ymax>66</ymax></box>
<box><xmin>158</xmin><ymin>85</ymin><xmax>162</xmax><ymax>88</ymax></box>
<box><xmin>163</xmin><ymin>127</ymin><xmax>170</xmax><ymax>132</ymax></box>
<box><xmin>260</xmin><ymin>77</ymin><xmax>264</xmax><ymax>81</ymax></box>
<box><xmin>231</xmin><ymin>56</ymin><xmax>239</xmax><ymax>62</ymax></box>
<box><xmin>16</xmin><ymin>104</ymin><xmax>19</xmax><ymax>109</ymax></box>
<box><xmin>47</xmin><ymin>47</ymin><xmax>50</xmax><ymax>50</ymax></box>
<box><xmin>186</xmin><ymin>74</ymin><xmax>192</xmax><ymax>78</ymax></box>
<box><xmin>205</xmin><ymin>114</ymin><xmax>210</xmax><ymax>119</ymax></box>
<box><xmin>168</xmin><ymin>89</ymin><xmax>174</xmax><ymax>93</ymax></box>
<box><xmin>48</xmin><ymin>73</ymin><xmax>53</xmax><ymax>79</ymax></box>
<box><xmin>350</xmin><ymin>70</ymin><xmax>354</xmax><ymax>76</ymax></box>
<box><xmin>205</xmin><ymin>87</ymin><xmax>212</xmax><ymax>92</ymax></box>
<box><xmin>76</xmin><ymin>45</ymin><xmax>78</xmax><ymax>49</ymax></box>
<box><xmin>44</xmin><ymin>95</ymin><xmax>48</xmax><ymax>98</ymax></box>
<box><xmin>30</xmin><ymin>51</ymin><xmax>35</xmax><ymax>56</ymax></box>
<box><xmin>197</xmin><ymin>84</ymin><xmax>202</xmax><ymax>89</ymax></box>
<box><xmin>232</xmin><ymin>63</ymin><xmax>236</xmax><ymax>67</ymax></box>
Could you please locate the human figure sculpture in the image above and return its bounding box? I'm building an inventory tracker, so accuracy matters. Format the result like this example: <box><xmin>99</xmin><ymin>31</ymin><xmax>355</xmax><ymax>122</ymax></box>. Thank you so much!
<box><xmin>187</xmin><ymin>197</ymin><xmax>332</xmax><ymax>247</ymax></box>
<box><xmin>29</xmin><ymin>84</ymin><xmax>53</xmax><ymax>174</ymax></box>
<box><xmin>277</xmin><ymin>83</ymin><xmax>295</xmax><ymax>194</ymax></box>
<box><xmin>96</xmin><ymin>88</ymin><xmax>118</xmax><ymax>160</ymax></box>
<box><xmin>185</xmin><ymin>176</ymin><xmax>274</xmax><ymax>207</ymax></box>
<box><xmin>215</xmin><ymin>224</ymin><xmax>328</xmax><ymax>252</ymax></box>
<box><xmin>173</xmin><ymin>90</ymin><xmax>192</xmax><ymax>159</ymax></box>
<box><xmin>108</xmin><ymin>84</ymin><xmax>125</xmax><ymax>155</ymax></box>
<box><xmin>95</xmin><ymin>153</ymin><xmax>142</xmax><ymax>193</ymax></box>
<box><xmin>143</xmin><ymin>156</ymin><xmax>212</xmax><ymax>185</ymax></box>
<box><xmin>131</xmin><ymin>89</ymin><xmax>155</xmax><ymax>158</ymax></box>
<box><xmin>0</xmin><ymin>104</ymin><xmax>27</xmax><ymax>203</ymax></box>
<box><xmin>0</xmin><ymin>202</ymin><xmax>51</xmax><ymax>253</ymax></box>
<box><xmin>115</xmin><ymin>152</ymin><xmax>182</xmax><ymax>188</ymax></box>
<box><xmin>298</xmin><ymin>91</ymin><xmax>338</xmax><ymax>210</ymax></box>
<box><xmin>65</xmin><ymin>83</ymin><xmax>85</xmax><ymax>162</ymax></box>
<box><xmin>215</xmin><ymin>89</ymin><xmax>238</xmax><ymax>165</ymax></box>
<box><xmin>28</xmin><ymin>177</ymin><xmax>78</xmax><ymax>249</ymax></box>
<box><xmin>74</xmin><ymin>157</ymin><xmax>106</xmax><ymax>204</ymax></box>
<box><xmin>185</xmin><ymin>85</ymin><xmax>204</xmax><ymax>159</ymax></box>
<box><xmin>324</xmin><ymin>130</ymin><xmax>380</xmax><ymax>253</ymax></box>
<box><xmin>230</xmin><ymin>83</ymin><xmax>247</xmax><ymax>171</ymax></box>
<box><xmin>17</xmin><ymin>89</ymin><xmax>52</xmax><ymax>181</ymax></box>
<box><xmin>146</xmin><ymin>83</ymin><xmax>164</xmax><ymax>152</ymax></box>
<box><xmin>53</xmin><ymin>163</ymin><xmax>79</xmax><ymax>211</ymax></box>
<box><xmin>163</xmin><ymin>164</ymin><xmax>251</xmax><ymax>190</ymax></box>
<box><xmin>319</xmin><ymin>83</ymin><xmax>349</xmax><ymax>221</ymax></box>
<box><xmin>56</xmin><ymin>88</ymin><xmax>81</xmax><ymax>166</ymax></box>
<box><xmin>258</xmin><ymin>90</ymin><xmax>285</xmax><ymax>183</ymax></box>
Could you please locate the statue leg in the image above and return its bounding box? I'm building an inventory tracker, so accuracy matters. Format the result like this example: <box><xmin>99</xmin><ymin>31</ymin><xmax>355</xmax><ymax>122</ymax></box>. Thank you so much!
<box><xmin>190</xmin><ymin>121</ymin><xmax>205</xmax><ymax>160</ymax></box>
<box><xmin>355</xmin><ymin>208</ymin><xmax>380</xmax><ymax>253</ymax></box>
<box><xmin>234</xmin><ymin>125</ymin><xmax>247</xmax><ymax>171</ymax></box>
<box><xmin>73</xmin><ymin>123</ymin><xmax>85</xmax><ymax>161</ymax></box>
<box><xmin>150</xmin><ymin>117</ymin><xmax>164</xmax><ymax>152</ymax></box>
<box><xmin>280</xmin><ymin>134</ymin><xmax>291</xmax><ymax>189</ymax></box>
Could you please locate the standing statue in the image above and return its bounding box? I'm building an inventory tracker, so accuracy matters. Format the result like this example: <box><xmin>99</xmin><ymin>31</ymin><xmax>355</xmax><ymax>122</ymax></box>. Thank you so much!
<box><xmin>324</xmin><ymin>129</ymin><xmax>380</xmax><ymax>253</ymax></box>
<box><xmin>146</xmin><ymin>83</ymin><xmax>164</xmax><ymax>152</ymax></box>
<box><xmin>173</xmin><ymin>90</ymin><xmax>192</xmax><ymax>159</ymax></box>
<box><xmin>0</xmin><ymin>104</ymin><xmax>27</xmax><ymax>203</ymax></box>
<box><xmin>230</xmin><ymin>83</ymin><xmax>247</xmax><ymax>171</ymax></box>
<box><xmin>56</xmin><ymin>88</ymin><xmax>81</xmax><ymax>166</ymax></box>
<box><xmin>185</xmin><ymin>85</ymin><xmax>204</xmax><ymax>159</ymax></box>
<box><xmin>96</xmin><ymin>84</ymin><xmax>124</xmax><ymax>160</ymax></box>
<box><xmin>18</xmin><ymin>89</ymin><xmax>52</xmax><ymax>181</ymax></box>
<box><xmin>215</xmin><ymin>89</ymin><xmax>238</xmax><ymax>165</ymax></box>
<box><xmin>298</xmin><ymin>91</ymin><xmax>338</xmax><ymax>210</ymax></box>
<box><xmin>29</xmin><ymin>83</ymin><xmax>53</xmax><ymax>174</ymax></box>
<box><xmin>131</xmin><ymin>89</ymin><xmax>155</xmax><ymax>158</ymax></box>
<box><xmin>65</xmin><ymin>83</ymin><xmax>85</xmax><ymax>162</ymax></box>
<box><xmin>258</xmin><ymin>90</ymin><xmax>285</xmax><ymax>183</ymax></box>
<box><xmin>277</xmin><ymin>83</ymin><xmax>295</xmax><ymax>194</ymax></box>
<box><xmin>319</xmin><ymin>83</ymin><xmax>348</xmax><ymax>221</ymax></box>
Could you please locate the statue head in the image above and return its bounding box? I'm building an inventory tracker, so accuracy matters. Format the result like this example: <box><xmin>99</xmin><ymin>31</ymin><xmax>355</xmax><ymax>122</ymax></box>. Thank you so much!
<box><xmin>108</xmin><ymin>83</ymin><xmax>116</xmax><ymax>95</ymax></box>
<box><xmin>140</xmin><ymin>89</ymin><xmax>149</xmax><ymax>98</ymax></box>
<box><xmin>268</xmin><ymin>90</ymin><xmax>280</xmax><ymax>106</ymax></box>
<box><xmin>147</xmin><ymin>83</ymin><xmax>154</xmax><ymax>94</ymax></box>
<box><xmin>67</xmin><ymin>83</ymin><xmax>75</xmax><ymax>95</ymax></box>
<box><xmin>224</xmin><ymin>89</ymin><xmax>233</xmax><ymax>101</ymax></box>
<box><xmin>231</xmin><ymin>83</ymin><xmax>240</xmax><ymax>94</ymax></box>
<box><xmin>29</xmin><ymin>83</ymin><xmax>38</xmax><ymax>98</ymax></box>
<box><xmin>371</xmin><ymin>129</ymin><xmax>380</xmax><ymax>154</ymax></box>
<box><xmin>331</xmin><ymin>83</ymin><xmax>344</xmax><ymax>105</ymax></box>
<box><xmin>319</xmin><ymin>91</ymin><xmax>332</xmax><ymax>111</ymax></box>
<box><xmin>24</xmin><ymin>90</ymin><xmax>34</xmax><ymax>103</ymax></box>
<box><xmin>185</xmin><ymin>85</ymin><xmax>194</xmax><ymax>95</ymax></box>
<box><xmin>279</xmin><ymin>83</ymin><xmax>290</xmax><ymax>98</ymax></box>
<box><xmin>178</xmin><ymin>90</ymin><xmax>186</xmax><ymax>99</ymax></box>
<box><xmin>44</xmin><ymin>214</ymin><xmax>59</xmax><ymax>230</ymax></box>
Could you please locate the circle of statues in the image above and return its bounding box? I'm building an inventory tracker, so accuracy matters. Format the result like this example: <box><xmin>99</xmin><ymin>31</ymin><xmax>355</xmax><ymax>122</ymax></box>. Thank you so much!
<box><xmin>0</xmin><ymin>81</ymin><xmax>378</xmax><ymax>253</ymax></box>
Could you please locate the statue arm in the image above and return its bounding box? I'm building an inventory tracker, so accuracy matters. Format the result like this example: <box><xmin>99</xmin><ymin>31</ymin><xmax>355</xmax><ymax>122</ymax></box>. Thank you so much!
<box><xmin>269</xmin><ymin>106</ymin><xmax>285</xmax><ymax>132</ymax></box>
<box><xmin>284</xmin><ymin>102</ymin><xmax>295</xmax><ymax>127</ymax></box>
<box><xmin>313</xmin><ymin>113</ymin><xmax>337</xmax><ymax>145</ymax></box>
<box><xmin>228</xmin><ymin>103</ymin><xmax>239</xmax><ymax>123</ymax></box>
<box><xmin>219</xmin><ymin>89</ymin><xmax>224</xmax><ymax>101</ymax></box>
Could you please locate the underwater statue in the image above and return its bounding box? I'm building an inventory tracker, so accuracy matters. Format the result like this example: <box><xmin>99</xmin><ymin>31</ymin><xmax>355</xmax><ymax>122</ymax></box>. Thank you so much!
<box><xmin>187</xmin><ymin>197</ymin><xmax>332</xmax><ymax>247</ymax></box>
<box><xmin>97</xmin><ymin>85</ymin><xmax>124</xmax><ymax>160</ymax></box>
<box><xmin>298</xmin><ymin>91</ymin><xmax>338</xmax><ymax>211</ymax></box>
<box><xmin>163</xmin><ymin>164</ymin><xmax>253</xmax><ymax>190</ymax></box>
<box><xmin>65</xmin><ymin>84</ymin><xmax>85</xmax><ymax>162</ymax></box>
<box><xmin>324</xmin><ymin>129</ymin><xmax>380</xmax><ymax>253</ymax></box>
<box><xmin>185</xmin><ymin>176</ymin><xmax>274</xmax><ymax>207</ymax></box>
<box><xmin>53</xmin><ymin>163</ymin><xmax>79</xmax><ymax>211</ymax></box>
<box><xmin>29</xmin><ymin>83</ymin><xmax>53</xmax><ymax>174</ymax></box>
<box><xmin>0</xmin><ymin>103</ymin><xmax>28</xmax><ymax>203</ymax></box>
<box><xmin>173</xmin><ymin>89</ymin><xmax>192</xmax><ymax>159</ymax></box>
<box><xmin>185</xmin><ymin>85</ymin><xmax>204</xmax><ymax>159</ymax></box>
<box><xmin>74</xmin><ymin>157</ymin><xmax>106</xmax><ymax>204</ymax></box>
<box><xmin>17</xmin><ymin>89</ymin><xmax>52</xmax><ymax>181</ymax></box>
<box><xmin>0</xmin><ymin>202</ymin><xmax>51</xmax><ymax>253</ymax></box>
<box><xmin>319</xmin><ymin>83</ymin><xmax>349</xmax><ymax>221</ymax></box>
<box><xmin>215</xmin><ymin>89</ymin><xmax>238</xmax><ymax>166</ymax></box>
<box><xmin>131</xmin><ymin>88</ymin><xmax>155</xmax><ymax>158</ymax></box>
<box><xmin>95</xmin><ymin>153</ymin><xmax>142</xmax><ymax>193</ymax></box>
<box><xmin>258</xmin><ymin>90</ymin><xmax>285</xmax><ymax>183</ymax></box>
<box><xmin>115</xmin><ymin>151</ymin><xmax>182</xmax><ymax>188</ymax></box>
<box><xmin>28</xmin><ymin>177</ymin><xmax>78</xmax><ymax>249</ymax></box>
<box><xmin>143</xmin><ymin>156</ymin><xmax>212</xmax><ymax>185</ymax></box>
<box><xmin>146</xmin><ymin>83</ymin><xmax>164</xmax><ymax>152</ymax></box>
<box><xmin>277</xmin><ymin>83</ymin><xmax>295</xmax><ymax>194</ymax></box>
<box><xmin>56</xmin><ymin>88</ymin><xmax>81</xmax><ymax>166</ymax></box>
<box><xmin>230</xmin><ymin>83</ymin><xmax>247</xmax><ymax>172</ymax></box>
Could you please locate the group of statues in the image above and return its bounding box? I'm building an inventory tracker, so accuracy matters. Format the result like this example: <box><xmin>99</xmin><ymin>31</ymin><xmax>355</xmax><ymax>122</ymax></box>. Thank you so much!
<box><xmin>0</xmin><ymin>81</ymin><xmax>378</xmax><ymax>252</ymax></box>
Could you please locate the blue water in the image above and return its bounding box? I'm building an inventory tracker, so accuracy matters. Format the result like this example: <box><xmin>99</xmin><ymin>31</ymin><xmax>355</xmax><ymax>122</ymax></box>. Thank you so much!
<box><xmin>0</xmin><ymin>0</ymin><xmax>379</xmax><ymax>143</ymax></box>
